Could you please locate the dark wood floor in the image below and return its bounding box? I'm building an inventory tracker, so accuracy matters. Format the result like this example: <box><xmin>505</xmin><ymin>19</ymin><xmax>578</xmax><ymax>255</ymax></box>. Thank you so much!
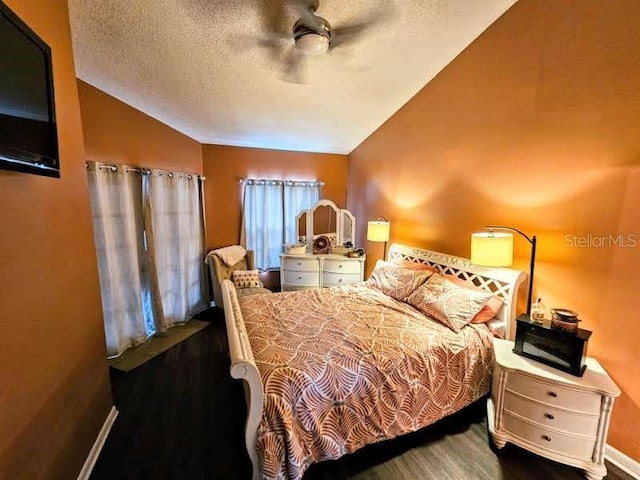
<box><xmin>91</xmin><ymin>308</ymin><xmax>632</xmax><ymax>480</ymax></box>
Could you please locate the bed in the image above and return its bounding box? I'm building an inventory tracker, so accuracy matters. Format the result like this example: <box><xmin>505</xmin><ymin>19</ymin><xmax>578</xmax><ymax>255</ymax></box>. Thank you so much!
<box><xmin>222</xmin><ymin>243</ymin><xmax>526</xmax><ymax>480</ymax></box>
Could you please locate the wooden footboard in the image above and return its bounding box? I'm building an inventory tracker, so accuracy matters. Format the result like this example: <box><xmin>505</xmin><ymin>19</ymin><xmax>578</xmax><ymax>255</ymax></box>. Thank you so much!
<box><xmin>221</xmin><ymin>279</ymin><xmax>264</xmax><ymax>480</ymax></box>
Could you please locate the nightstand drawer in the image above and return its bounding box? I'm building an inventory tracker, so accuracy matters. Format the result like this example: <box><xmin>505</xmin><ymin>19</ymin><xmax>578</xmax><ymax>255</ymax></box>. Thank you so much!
<box><xmin>323</xmin><ymin>259</ymin><xmax>361</xmax><ymax>274</ymax></box>
<box><xmin>322</xmin><ymin>272</ymin><xmax>361</xmax><ymax>286</ymax></box>
<box><xmin>282</xmin><ymin>257</ymin><xmax>319</xmax><ymax>272</ymax></box>
<box><xmin>504</xmin><ymin>392</ymin><xmax>599</xmax><ymax>438</ymax></box>
<box><xmin>282</xmin><ymin>270</ymin><xmax>319</xmax><ymax>286</ymax></box>
<box><xmin>506</xmin><ymin>372</ymin><xmax>600</xmax><ymax>415</ymax></box>
<box><xmin>503</xmin><ymin>413</ymin><xmax>595</xmax><ymax>460</ymax></box>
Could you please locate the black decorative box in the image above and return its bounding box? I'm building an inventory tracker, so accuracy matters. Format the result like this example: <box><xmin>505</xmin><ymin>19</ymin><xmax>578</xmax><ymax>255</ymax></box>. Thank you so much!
<box><xmin>513</xmin><ymin>315</ymin><xmax>592</xmax><ymax>377</ymax></box>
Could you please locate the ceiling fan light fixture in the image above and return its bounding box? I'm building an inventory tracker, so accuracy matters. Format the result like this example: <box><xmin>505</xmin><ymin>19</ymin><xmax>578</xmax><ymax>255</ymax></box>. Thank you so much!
<box><xmin>295</xmin><ymin>33</ymin><xmax>330</xmax><ymax>56</ymax></box>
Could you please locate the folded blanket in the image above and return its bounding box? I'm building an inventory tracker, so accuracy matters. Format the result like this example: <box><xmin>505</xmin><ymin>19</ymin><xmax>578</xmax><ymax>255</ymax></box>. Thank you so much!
<box><xmin>209</xmin><ymin>245</ymin><xmax>247</xmax><ymax>267</ymax></box>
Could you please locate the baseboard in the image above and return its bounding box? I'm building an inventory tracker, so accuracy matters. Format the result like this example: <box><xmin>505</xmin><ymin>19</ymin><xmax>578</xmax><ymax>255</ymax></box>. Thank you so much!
<box><xmin>606</xmin><ymin>444</ymin><xmax>640</xmax><ymax>479</ymax></box>
<box><xmin>77</xmin><ymin>406</ymin><xmax>118</xmax><ymax>480</ymax></box>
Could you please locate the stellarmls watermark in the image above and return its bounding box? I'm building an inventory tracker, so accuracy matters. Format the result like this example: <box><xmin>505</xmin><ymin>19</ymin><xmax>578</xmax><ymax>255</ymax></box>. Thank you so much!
<box><xmin>565</xmin><ymin>234</ymin><xmax>638</xmax><ymax>248</ymax></box>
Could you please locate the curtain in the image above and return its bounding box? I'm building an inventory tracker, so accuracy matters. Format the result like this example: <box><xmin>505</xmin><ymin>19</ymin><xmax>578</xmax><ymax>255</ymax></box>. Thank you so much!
<box><xmin>144</xmin><ymin>170</ymin><xmax>207</xmax><ymax>332</ymax></box>
<box><xmin>283</xmin><ymin>181</ymin><xmax>321</xmax><ymax>246</ymax></box>
<box><xmin>241</xmin><ymin>180</ymin><xmax>284</xmax><ymax>271</ymax></box>
<box><xmin>87</xmin><ymin>163</ymin><xmax>152</xmax><ymax>357</ymax></box>
<box><xmin>241</xmin><ymin>179</ymin><xmax>321</xmax><ymax>270</ymax></box>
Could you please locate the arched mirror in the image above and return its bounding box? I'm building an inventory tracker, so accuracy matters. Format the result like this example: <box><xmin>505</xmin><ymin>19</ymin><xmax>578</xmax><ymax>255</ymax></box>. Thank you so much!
<box><xmin>296</xmin><ymin>211</ymin><xmax>307</xmax><ymax>242</ymax></box>
<box><xmin>295</xmin><ymin>199</ymin><xmax>356</xmax><ymax>253</ymax></box>
<box><xmin>340</xmin><ymin>209</ymin><xmax>355</xmax><ymax>246</ymax></box>
<box><xmin>312</xmin><ymin>203</ymin><xmax>338</xmax><ymax>246</ymax></box>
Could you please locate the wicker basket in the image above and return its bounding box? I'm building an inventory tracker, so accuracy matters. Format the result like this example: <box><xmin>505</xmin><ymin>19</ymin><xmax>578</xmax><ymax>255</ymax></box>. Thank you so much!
<box><xmin>550</xmin><ymin>317</ymin><xmax>580</xmax><ymax>333</ymax></box>
<box><xmin>286</xmin><ymin>244</ymin><xmax>307</xmax><ymax>255</ymax></box>
<box><xmin>550</xmin><ymin>308</ymin><xmax>580</xmax><ymax>333</ymax></box>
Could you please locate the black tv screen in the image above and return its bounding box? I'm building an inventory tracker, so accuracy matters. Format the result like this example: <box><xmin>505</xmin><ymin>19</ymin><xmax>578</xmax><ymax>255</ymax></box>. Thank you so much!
<box><xmin>0</xmin><ymin>1</ymin><xmax>59</xmax><ymax>178</ymax></box>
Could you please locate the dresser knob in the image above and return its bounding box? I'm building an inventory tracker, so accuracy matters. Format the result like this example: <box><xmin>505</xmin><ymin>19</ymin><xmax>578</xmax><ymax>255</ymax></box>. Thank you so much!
<box><xmin>339</xmin><ymin>264</ymin><xmax>343</xmax><ymax>268</ymax></box>
<box><xmin>547</xmin><ymin>391</ymin><xmax>558</xmax><ymax>398</ymax></box>
<box><xmin>297</xmin><ymin>276</ymin><xmax>302</xmax><ymax>280</ymax></box>
<box><xmin>297</xmin><ymin>262</ymin><xmax>301</xmax><ymax>266</ymax></box>
<box><xmin>541</xmin><ymin>435</ymin><xmax>552</xmax><ymax>442</ymax></box>
<box><xmin>544</xmin><ymin>413</ymin><xmax>555</xmax><ymax>420</ymax></box>
<box><xmin>338</xmin><ymin>279</ymin><xmax>342</xmax><ymax>283</ymax></box>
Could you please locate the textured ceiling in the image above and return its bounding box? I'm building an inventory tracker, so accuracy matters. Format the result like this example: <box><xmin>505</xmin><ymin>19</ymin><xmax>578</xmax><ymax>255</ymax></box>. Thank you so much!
<box><xmin>68</xmin><ymin>0</ymin><xmax>517</xmax><ymax>154</ymax></box>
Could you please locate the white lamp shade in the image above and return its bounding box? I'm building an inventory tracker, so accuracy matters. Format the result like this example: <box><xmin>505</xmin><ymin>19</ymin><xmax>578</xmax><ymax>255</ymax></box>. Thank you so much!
<box><xmin>367</xmin><ymin>220</ymin><xmax>390</xmax><ymax>242</ymax></box>
<box><xmin>471</xmin><ymin>232</ymin><xmax>514</xmax><ymax>267</ymax></box>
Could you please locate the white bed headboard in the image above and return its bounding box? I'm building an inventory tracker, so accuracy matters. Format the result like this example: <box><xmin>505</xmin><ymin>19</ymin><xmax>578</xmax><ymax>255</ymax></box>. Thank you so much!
<box><xmin>387</xmin><ymin>243</ymin><xmax>527</xmax><ymax>340</ymax></box>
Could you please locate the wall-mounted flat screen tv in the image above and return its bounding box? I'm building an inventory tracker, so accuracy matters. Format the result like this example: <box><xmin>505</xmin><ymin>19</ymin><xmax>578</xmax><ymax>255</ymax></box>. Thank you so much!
<box><xmin>0</xmin><ymin>1</ymin><xmax>59</xmax><ymax>178</ymax></box>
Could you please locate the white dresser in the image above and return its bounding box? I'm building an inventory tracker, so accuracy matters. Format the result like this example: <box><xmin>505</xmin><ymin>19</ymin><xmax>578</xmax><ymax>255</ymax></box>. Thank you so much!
<box><xmin>280</xmin><ymin>254</ymin><xmax>365</xmax><ymax>291</ymax></box>
<box><xmin>488</xmin><ymin>339</ymin><xmax>620</xmax><ymax>480</ymax></box>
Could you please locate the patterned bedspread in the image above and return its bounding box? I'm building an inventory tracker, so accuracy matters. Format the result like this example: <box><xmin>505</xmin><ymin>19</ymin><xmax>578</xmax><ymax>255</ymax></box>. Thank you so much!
<box><xmin>239</xmin><ymin>283</ymin><xmax>495</xmax><ymax>480</ymax></box>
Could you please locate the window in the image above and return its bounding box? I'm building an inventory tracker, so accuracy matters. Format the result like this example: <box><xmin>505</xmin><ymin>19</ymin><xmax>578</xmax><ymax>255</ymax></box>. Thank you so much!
<box><xmin>88</xmin><ymin>162</ymin><xmax>207</xmax><ymax>357</ymax></box>
<box><xmin>241</xmin><ymin>179</ymin><xmax>322</xmax><ymax>270</ymax></box>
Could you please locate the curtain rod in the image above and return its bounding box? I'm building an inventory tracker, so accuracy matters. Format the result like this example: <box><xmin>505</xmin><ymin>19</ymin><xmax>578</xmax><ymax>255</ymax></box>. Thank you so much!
<box><xmin>240</xmin><ymin>178</ymin><xmax>324</xmax><ymax>186</ymax></box>
<box><xmin>85</xmin><ymin>162</ymin><xmax>206</xmax><ymax>180</ymax></box>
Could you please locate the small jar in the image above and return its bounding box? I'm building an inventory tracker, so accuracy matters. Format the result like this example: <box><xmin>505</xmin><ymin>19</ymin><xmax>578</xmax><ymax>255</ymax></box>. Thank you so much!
<box><xmin>531</xmin><ymin>298</ymin><xmax>546</xmax><ymax>322</ymax></box>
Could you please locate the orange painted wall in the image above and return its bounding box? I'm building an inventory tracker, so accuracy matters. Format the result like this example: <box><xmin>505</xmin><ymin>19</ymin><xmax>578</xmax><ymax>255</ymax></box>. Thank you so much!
<box><xmin>203</xmin><ymin>144</ymin><xmax>348</xmax><ymax>249</ymax></box>
<box><xmin>78</xmin><ymin>81</ymin><xmax>203</xmax><ymax>173</ymax></box>
<box><xmin>348</xmin><ymin>0</ymin><xmax>640</xmax><ymax>460</ymax></box>
<box><xmin>202</xmin><ymin>145</ymin><xmax>348</xmax><ymax>290</ymax></box>
<box><xmin>0</xmin><ymin>0</ymin><xmax>113</xmax><ymax>478</ymax></box>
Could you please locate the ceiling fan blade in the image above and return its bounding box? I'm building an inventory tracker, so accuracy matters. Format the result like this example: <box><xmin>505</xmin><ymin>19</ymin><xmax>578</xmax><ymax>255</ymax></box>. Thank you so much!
<box><xmin>331</xmin><ymin>1</ymin><xmax>396</xmax><ymax>49</ymax></box>
<box><xmin>325</xmin><ymin>46</ymin><xmax>372</xmax><ymax>73</ymax></box>
<box><xmin>331</xmin><ymin>23</ymin><xmax>369</xmax><ymax>49</ymax></box>
<box><xmin>226</xmin><ymin>32</ymin><xmax>290</xmax><ymax>61</ymax></box>
<box><xmin>280</xmin><ymin>45</ymin><xmax>306</xmax><ymax>84</ymax></box>
<box><xmin>257</xmin><ymin>32</ymin><xmax>291</xmax><ymax>47</ymax></box>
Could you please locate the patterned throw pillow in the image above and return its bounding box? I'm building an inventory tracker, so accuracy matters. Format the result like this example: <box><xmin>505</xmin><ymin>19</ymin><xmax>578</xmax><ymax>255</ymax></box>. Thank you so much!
<box><xmin>406</xmin><ymin>273</ymin><xmax>493</xmax><ymax>333</ymax></box>
<box><xmin>366</xmin><ymin>260</ymin><xmax>434</xmax><ymax>302</ymax></box>
<box><xmin>232</xmin><ymin>269</ymin><xmax>264</xmax><ymax>289</ymax></box>
<box><xmin>442</xmin><ymin>274</ymin><xmax>504</xmax><ymax>324</ymax></box>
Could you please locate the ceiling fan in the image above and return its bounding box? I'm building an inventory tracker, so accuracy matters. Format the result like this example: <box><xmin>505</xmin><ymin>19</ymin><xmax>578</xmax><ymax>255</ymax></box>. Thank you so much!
<box><xmin>254</xmin><ymin>0</ymin><xmax>395</xmax><ymax>83</ymax></box>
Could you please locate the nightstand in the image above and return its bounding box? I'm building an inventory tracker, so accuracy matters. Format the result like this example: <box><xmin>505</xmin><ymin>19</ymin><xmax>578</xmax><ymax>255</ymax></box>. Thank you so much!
<box><xmin>488</xmin><ymin>339</ymin><xmax>620</xmax><ymax>480</ymax></box>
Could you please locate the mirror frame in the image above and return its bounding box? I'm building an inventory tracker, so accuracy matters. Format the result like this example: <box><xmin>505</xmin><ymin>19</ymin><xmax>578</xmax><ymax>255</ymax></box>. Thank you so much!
<box><xmin>296</xmin><ymin>199</ymin><xmax>356</xmax><ymax>253</ymax></box>
<box><xmin>295</xmin><ymin>210</ymin><xmax>308</xmax><ymax>242</ymax></box>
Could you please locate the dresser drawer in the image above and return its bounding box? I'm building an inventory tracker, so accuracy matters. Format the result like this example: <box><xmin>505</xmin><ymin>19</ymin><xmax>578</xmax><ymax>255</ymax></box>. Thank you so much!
<box><xmin>503</xmin><ymin>413</ymin><xmax>595</xmax><ymax>460</ymax></box>
<box><xmin>282</xmin><ymin>270</ymin><xmax>319</xmax><ymax>286</ymax></box>
<box><xmin>282</xmin><ymin>284</ymin><xmax>316</xmax><ymax>292</ymax></box>
<box><xmin>282</xmin><ymin>257</ymin><xmax>319</xmax><ymax>272</ymax></box>
<box><xmin>323</xmin><ymin>259</ymin><xmax>361</xmax><ymax>274</ymax></box>
<box><xmin>506</xmin><ymin>372</ymin><xmax>600</xmax><ymax>415</ymax></box>
<box><xmin>323</xmin><ymin>272</ymin><xmax>361</xmax><ymax>287</ymax></box>
<box><xmin>504</xmin><ymin>391</ymin><xmax>599</xmax><ymax>438</ymax></box>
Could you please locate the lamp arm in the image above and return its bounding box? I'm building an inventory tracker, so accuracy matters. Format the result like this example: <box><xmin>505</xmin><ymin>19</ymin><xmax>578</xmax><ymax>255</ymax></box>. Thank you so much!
<box><xmin>485</xmin><ymin>225</ymin><xmax>534</xmax><ymax>244</ymax></box>
<box><xmin>527</xmin><ymin>235</ymin><xmax>537</xmax><ymax>315</ymax></box>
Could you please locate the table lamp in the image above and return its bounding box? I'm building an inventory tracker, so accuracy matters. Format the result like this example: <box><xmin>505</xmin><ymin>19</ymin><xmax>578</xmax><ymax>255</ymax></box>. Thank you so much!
<box><xmin>367</xmin><ymin>218</ymin><xmax>390</xmax><ymax>260</ymax></box>
<box><xmin>471</xmin><ymin>226</ymin><xmax>537</xmax><ymax>315</ymax></box>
